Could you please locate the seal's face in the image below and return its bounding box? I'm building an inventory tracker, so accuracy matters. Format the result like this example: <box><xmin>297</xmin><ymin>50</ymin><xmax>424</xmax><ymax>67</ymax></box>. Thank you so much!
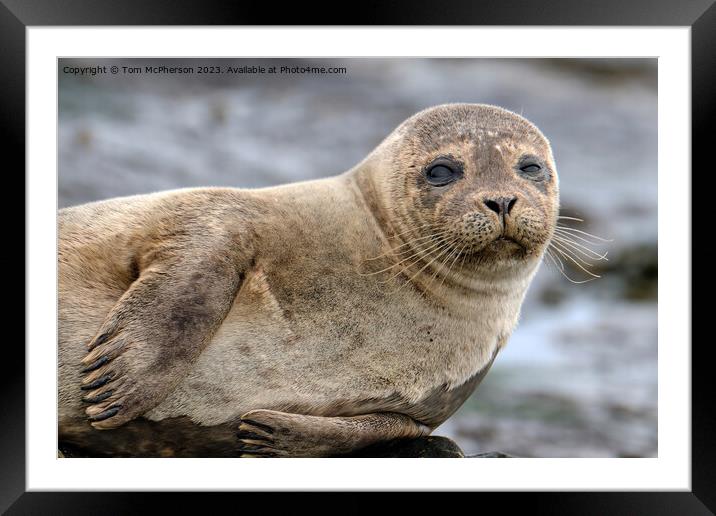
<box><xmin>388</xmin><ymin>104</ymin><xmax>559</xmax><ymax>269</ymax></box>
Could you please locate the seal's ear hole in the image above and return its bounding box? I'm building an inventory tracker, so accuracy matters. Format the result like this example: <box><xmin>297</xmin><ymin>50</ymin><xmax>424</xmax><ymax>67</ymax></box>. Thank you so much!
<box><xmin>127</xmin><ymin>256</ymin><xmax>140</xmax><ymax>284</ymax></box>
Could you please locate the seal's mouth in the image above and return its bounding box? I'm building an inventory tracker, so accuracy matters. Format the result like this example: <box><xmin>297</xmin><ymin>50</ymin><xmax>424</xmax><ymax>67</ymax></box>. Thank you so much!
<box><xmin>489</xmin><ymin>235</ymin><xmax>526</xmax><ymax>253</ymax></box>
<box><xmin>494</xmin><ymin>235</ymin><xmax>520</xmax><ymax>245</ymax></box>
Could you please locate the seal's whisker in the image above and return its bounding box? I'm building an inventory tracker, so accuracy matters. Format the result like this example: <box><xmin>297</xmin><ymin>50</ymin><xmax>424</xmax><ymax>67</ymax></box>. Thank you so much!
<box><xmin>387</xmin><ymin>222</ymin><xmax>442</xmax><ymax>241</ymax></box>
<box><xmin>459</xmin><ymin>241</ymin><xmax>471</xmax><ymax>270</ymax></box>
<box><xmin>361</xmin><ymin>232</ymin><xmax>452</xmax><ymax>276</ymax></box>
<box><xmin>387</xmin><ymin>236</ymin><xmax>458</xmax><ymax>288</ymax></box>
<box><xmin>424</xmin><ymin>249</ymin><xmax>451</xmax><ymax>290</ymax></box>
<box><xmin>551</xmin><ymin>250</ymin><xmax>566</xmax><ymax>273</ymax></box>
<box><xmin>363</xmin><ymin>228</ymin><xmax>453</xmax><ymax>262</ymax></box>
<box><xmin>380</xmin><ymin>236</ymin><xmax>455</xmax><ymax>285</ymax></box>
<box><xmin>551</xmin><ymin>242</ymin><xmax>608</xmax><ymax>272</ymax></box>
<box><xmin>545</xmin><ymin>248</ymin><xmax>565</xmax><ymax>272</ymax></box>
<box><xmin>552</xmin><ymin>247</ymin><xmax>599</xmax><ymax>279</ymax></box>
<box><xmin>426</xmin><ymin>239</ymin><xmax>462</xmax><ymax>292</ymax></box>
<box><xmin>553</xmin><ymin>239</ymin><xmax>608</xmax><ymax>262</ymax></box>
<box><xmin>545</xmin><ymin>249</ymin><xmax>595</xmax><ymax>284</ymax></box>
<box><xmin>549</xmin><ymin>243</ymin><xmax>601</xmax><ymax>279</ymax></box>
<box><xmin>551</xmin><ymin>234</ymin><xmax>609</xmax><ymax>261</ymax></box>
<box><xmin>554</xmin><ymin>225</ymin><xmax>612</xmax><ymax>243</ymax></box>
<box><xmin>362</xmin><ymin>231</ymin><xmax>452</xmax><ymax>271</ymax></box>
<box><xmin>437</xmin><ymin>241</ymin><xmax>469</xmax><ymax>292</ymax></box>
<box><xmin>375</xmin><ymin>222</ymin><xmax>446</xmax><ymax>251</ymax></box>
<box><xmin>396</xmin><ymin>237</ymin><xmax>460</xmax><ymax>292</ymax></box>
<box><xmin>409</xmin><ymin>236</ymin><xmax>458</xmax><ymax>276</ymax></box>
<box><xmin>553</xmin><ymin>230</ymin><xmax>611</xmax><ymax>250</ymax></box>
<box><xmin>365</xmin><ymin>226</ymin><xmax>452</xmax><ymax>260</ymax></box>
<box><xmin>542</xmin><ymin>249</ymin><xmax>564</xmax><ymax>271</ymax></box>
<box><xmin>549</xmin><ymin>240</ymin><xmax>600</xmax><ymax>269</ymax></box>
<box><xmin>551</xmin><ymin>218</ymin><xmax>612</xmax><ymax>283</ymax></box>
<box><xmin>544</xmin><ymin>249</ymin><xmax>565</xmax><ymax>275</ymax></box>
<box><xmin>390</xmin><ymin>227</ymin><xmax>450</xmax><ymax>245</ymax></box>
<box><xmin>445</xmin><ymin>242</ymin><xmax>467</xmax><ymax>280</ymax></box>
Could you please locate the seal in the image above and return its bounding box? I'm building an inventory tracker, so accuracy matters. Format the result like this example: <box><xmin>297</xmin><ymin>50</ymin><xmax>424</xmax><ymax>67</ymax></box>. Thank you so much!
<box><xmin>58</xmin><ymin>103</ymin><xmax>559</xmax><ymax>457</ymax></box>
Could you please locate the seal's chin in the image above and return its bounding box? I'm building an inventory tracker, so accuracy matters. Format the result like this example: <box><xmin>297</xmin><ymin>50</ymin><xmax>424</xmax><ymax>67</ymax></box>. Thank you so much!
<box><xmin>492</xmin><ymin>234</ymin><xmax>522</xmax><ymax>248</ymax></box>
<box><xmin>480</xmin><ymin>235</ymin><xmax>531</xmax><ymax>259</ymax></box>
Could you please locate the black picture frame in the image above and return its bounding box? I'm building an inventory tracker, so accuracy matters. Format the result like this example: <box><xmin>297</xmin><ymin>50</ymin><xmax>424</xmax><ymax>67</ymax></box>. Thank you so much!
<box><xmin>6</xmin><ymin>0</ymin><xmax>710</xmax><ymax>512</ymax></box>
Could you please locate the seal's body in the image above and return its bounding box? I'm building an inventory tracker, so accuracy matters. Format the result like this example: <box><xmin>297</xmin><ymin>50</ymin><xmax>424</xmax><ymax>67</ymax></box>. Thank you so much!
<box><xmin>58</xmin><ymin>104</ymin><xmax>559</xmax><ymax>457</ymax></box>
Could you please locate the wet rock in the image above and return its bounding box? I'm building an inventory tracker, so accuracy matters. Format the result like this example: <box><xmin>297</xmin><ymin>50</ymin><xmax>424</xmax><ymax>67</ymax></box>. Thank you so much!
<box><xmin>60</xmin><ymin>436</ymin><xmax>515</xmax><ymax>458</ymax></box>
<box><xmin>344</xmin><ymin>436</ymin><xmax>465</xmax><ymax>458</ymax></box>
<box><xmin>346</xmin><ymin>436</ymin><xmax>515</xmax><ymax>458</ymax></box>
<box><xmin>539</xmin><ymin>285</ymin><xmax>568</xmax><ymax>306</ymax></box>
<box><xmin>611</xmin><ymin>244</ymin><xmax>658</xmax><ymax>301</ymax></box>
<box><xmin>590</xmin><ymin>243</ymin><xmax>658</xmax><ymax>301</ymax></box>
<box><xmin>468</xmin><ymin>452</ymin><xmax>515</xmax><ymax>458</ymax></box>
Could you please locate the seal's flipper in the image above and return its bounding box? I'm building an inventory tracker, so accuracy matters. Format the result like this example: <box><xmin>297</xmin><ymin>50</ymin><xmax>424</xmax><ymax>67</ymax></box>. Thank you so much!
<box><xmin>236</xmin><ymin>410</ymin><xmax>431</xmax><ymax>457</ymax></box>
<box><xmin>80</xmin><ymin>242</ymin><xmax>249</xmax><ymax>430</ymax></box>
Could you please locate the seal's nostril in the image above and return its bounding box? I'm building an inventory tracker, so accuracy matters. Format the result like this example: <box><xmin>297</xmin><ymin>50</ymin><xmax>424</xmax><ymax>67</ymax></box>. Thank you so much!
<box><xmin>484</xmin><ymin>196</ymin><xmax>517</xmax><ymax>216</ymax></box>
<box><xmin>484</xmin><ymin>200</ymin><xmax>501</xmax><ymax>214</ymax></box>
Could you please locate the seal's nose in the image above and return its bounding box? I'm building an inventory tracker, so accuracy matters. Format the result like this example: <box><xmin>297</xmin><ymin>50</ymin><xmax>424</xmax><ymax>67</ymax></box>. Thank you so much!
<box><xmin>483</xmin><ymin>196</ymin><xmax>517</xmax><ymax>216</ymax></box>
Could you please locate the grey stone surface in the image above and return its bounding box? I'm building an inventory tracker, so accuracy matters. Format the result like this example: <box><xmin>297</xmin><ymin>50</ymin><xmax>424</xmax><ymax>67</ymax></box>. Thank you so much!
<box><xmin>344</xmin><ymin>436</ymin><xmax>465</xmax><ymax>458</ymax></box>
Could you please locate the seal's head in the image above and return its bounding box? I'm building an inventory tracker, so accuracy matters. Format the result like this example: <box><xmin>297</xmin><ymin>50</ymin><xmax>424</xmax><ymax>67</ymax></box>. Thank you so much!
<box><xmin>367</xmin><ymin>103</ymin><xmax>559</xmax><ymax>274</ymax></box>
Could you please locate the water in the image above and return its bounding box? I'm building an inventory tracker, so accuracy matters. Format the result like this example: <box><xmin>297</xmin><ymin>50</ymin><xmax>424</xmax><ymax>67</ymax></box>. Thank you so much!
<box><xmin>59</xmin><ymin>58</ymin><xmax>658</xmax><ymax>457</ymax></box>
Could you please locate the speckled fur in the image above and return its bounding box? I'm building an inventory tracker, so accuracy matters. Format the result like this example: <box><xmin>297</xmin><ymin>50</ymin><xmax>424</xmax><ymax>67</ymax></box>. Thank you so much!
<box><xmin>58</xmin><ymin>104</ymin><xmax>559</xmax><ymax>457</ymax></box>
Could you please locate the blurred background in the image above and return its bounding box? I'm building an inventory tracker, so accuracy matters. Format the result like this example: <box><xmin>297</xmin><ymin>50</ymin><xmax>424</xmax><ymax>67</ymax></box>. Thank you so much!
<box><xmin>58</xmin><ymin>58</ymin><xmax>657</xmax><ymax>458</ymax></box>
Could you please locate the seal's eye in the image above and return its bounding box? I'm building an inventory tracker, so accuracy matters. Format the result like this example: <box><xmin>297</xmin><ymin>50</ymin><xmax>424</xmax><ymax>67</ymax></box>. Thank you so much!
<box><xmin>517</xmin><ymin>159</ymin><xmax>546</xmax><ymax>181</ymax></box>
<box><xmin>425</xmin><ymin>163</ymin><xmax>460</xmax><ymax>186</ymax></box>
<box><xmin>520</xmin><ymin>164</ymin><xmax>541</xmax><ymax>174</ymax></box>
